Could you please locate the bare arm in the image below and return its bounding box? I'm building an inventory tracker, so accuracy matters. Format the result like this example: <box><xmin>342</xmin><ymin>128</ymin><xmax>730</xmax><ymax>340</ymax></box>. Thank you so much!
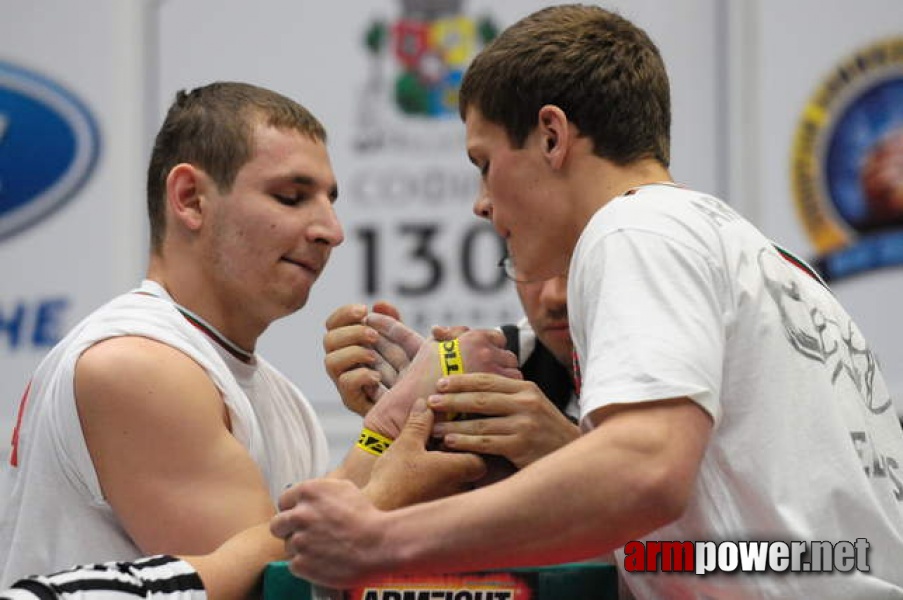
<box><xmin>272</xmin><ymin>397</ymin><xmax>712</xmax><ymax>588</ymax></box>
<box><xmin>181</xmin><ymin>523</ymin><xmax>279</xmax><ymax>600</ymax></box>
<box><xmin>76</xmin><ymin>336</ymin><xmax>277</xmax><ymax>556</ymax></box>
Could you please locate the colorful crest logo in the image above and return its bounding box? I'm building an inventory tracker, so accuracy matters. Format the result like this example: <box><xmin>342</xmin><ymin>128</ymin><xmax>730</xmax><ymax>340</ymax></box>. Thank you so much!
<box><xmin>356</xmin><ymin>0</ymin><xmax>497</xmax><ymax>152</ymax></box>
<box><xmin>0</xmin><ymin>62</ymin><xmax>101</xmax><ymax>242</ymax></box>
<box><xmin>791</xmin><ymin>38</ymin><xmax>903</xmax><ymax>281</ymax></box>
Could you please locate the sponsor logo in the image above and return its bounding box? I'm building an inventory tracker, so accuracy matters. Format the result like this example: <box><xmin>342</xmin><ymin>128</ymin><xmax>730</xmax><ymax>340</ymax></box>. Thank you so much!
<box><xmin>355</xmin><ymin>0</ymin><xmax>498</xmax><ymax>153</ymax></box>
<box><xmin>350</xmin><ymin>572</ymin><xmax>528</xmax><ymax>600</ymax></box>
<box><xmin>0</xmin><ymin>61</ymin><xmax>101</xmax><ymax>241</ymax></box>
<box><xmin>790</xmin><ymin>38</ymin><xmax>903</xmax><ymax>281</ymax></box>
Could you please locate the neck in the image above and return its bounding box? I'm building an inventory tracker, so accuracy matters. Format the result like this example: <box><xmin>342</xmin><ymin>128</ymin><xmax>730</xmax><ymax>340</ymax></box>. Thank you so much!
<box><xmin>146</xmin><ymin>253</ymin><xmax>262</xmax><ymax>354</ymax></box>
<box><xmin>570</xmin><ymin>156</ymin><xmax>672</xmax><ymax>226</ymax></box>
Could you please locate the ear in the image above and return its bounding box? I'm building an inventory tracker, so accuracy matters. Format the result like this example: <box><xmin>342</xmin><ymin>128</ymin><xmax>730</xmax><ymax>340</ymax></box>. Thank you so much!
<box><xmin>165</xmin><ymin>163</ymin><xmax>208</xmax><ymax>232</ymax></box>
<box><xmin>537</xmin><ymin>104</ymin><xmax>571</xmax><ymax>170</ymax></box>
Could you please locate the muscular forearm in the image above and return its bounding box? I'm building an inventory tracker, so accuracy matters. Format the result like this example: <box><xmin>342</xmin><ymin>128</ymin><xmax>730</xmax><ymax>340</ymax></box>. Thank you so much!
<box><xmin>377</xmin><ymin>404</ymin><xmax>708</xmax><ymax>575</ymax></box>
<box><xmin>184</xmin><ymin>523</ymin><xmax>282</xmax><ymax>600</ymax></box>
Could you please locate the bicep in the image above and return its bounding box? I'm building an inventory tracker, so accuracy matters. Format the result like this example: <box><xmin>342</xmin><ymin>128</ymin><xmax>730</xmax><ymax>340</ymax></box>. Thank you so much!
<box><xmin>586</xmin><ymin>396</ymin><xmax>713</xmax><ymax>514</ymax></box>
<box><xmin>75</xmin><ymin>337</ymin><xmax>276</xmax><ymax>556</ymax></box>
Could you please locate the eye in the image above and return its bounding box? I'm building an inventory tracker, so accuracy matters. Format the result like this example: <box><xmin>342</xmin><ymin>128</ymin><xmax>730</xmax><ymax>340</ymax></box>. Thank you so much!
<box><xmin>480</xmin><ymin>161</ymin><xmax>490</xmax><ymax>178</ymax></box>
<box><xmin>273</xmin><ymin>193</ymin><xmax>307</xmax><ymax>206</ymax></box>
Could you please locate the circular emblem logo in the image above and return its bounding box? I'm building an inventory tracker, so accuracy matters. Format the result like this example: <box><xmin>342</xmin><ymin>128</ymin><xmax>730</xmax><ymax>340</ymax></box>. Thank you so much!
<box><xmin>0</xmin><ymin>62</ymin><xmax>101</xmax><ymax>242</ymax></box>
<box><xmin>791</xmin><ymin>38</ymin><xmax>903</xmax><ymax>281</ymax></box>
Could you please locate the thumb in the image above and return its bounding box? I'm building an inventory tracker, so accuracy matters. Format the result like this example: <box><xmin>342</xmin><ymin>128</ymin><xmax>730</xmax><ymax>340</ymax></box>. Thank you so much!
<box><xmin>367</xmin><ymin>312</ymin><xmax>424</xmax><ymax>358</ymax></box>
<box><xmin>372</xmin><ymin>300</ymin><xmax>402</xmax><ymax>321</ymax></box>
<box><xmin>440</xmin><ymin>450</ymin><xmax>488</xmax><ymax>485</ymax></box>
<box><xmin>393</xmin><ymin>398</ymin><xmax>434</xmax><ymax>448</ymax></box>
<box><xmin>431</xmin><ymin>325</ymin><xmax>470</xmax><ymax>341</ymax></box>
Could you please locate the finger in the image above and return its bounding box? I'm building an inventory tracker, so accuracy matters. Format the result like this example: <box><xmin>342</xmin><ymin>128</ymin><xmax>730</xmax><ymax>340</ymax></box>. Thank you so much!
<box><xmin>324</xmin><ymin>344</ymin><xmax>378</xmax><ymax>380</ymax></box>
<box><xmin>324</xmin><ymin>304</ymin><xmax>368</xmax><ymax>331</ymax></box>
<box><xmin>436</xmin><ymin>372</ymin><xmax>530</xmax><ymax>395</ymax></box>
<box><xmin>481</xmin><ymin>346</ymin><xmax>522</xmax><ymax>377</ymax></box>
<box><xmin>372</xmin><ymin>301</ymin><xmax>402</xmax><ymax>321</ymax></box>
<box><xmin>431</xmin><ymin>325</ymin><xmax>469</xmax><ymax>340</ymax></box>
<box><xmin>275</xmin><ymin>482</ymin><xmax>305</xmax><ymax>513</ymax></box>
<box><xmin>366</xmin><ymin>313</ymin><xmax>424</xmax><ymax>359</ymax></box>
<box><xmin>323</xmin><ymin>322</ymin><xmax>379</xmax><ymax>354</ymax></box>
<box><xmin>432</xmin><ymin>415</ymin><xmax>516</xmax><ymax>437</ymax></box>
<box><xmin>428</xmin><ymin>391</ymin><xmax>513</xmax><ymax>418</ymax></box>
<box><xmin>439</xmin><ymin>449</ymin><xmax>488</xmax><ymax>484</ymax></box>
<box><xmin>460</xmin><ymin>327</ymin><xmax>507</xmax><ymax>348</ymax></box>
<box><xmin>440</xmin><ymin>432</ymin><xmax>515</xmax><ymax>458</ymax></box>
<box><xmin>371</xmin><ymin>351</ymin><xmax>400</xmax><ymax>388</ymax></box>
<box><xmin>372</xmin><ymin>334</ymin><xmax>412</xmax><ymax>375</ymax></box>
<box><xmin>497</xmin><ymin>366</ymin><xmax>525</xmax><ymax>380</ymax></box>
<box><xmin>270</xmin><ymin>509</ymin><xmax>294</xmax><ymax>538</ymax></box>
<box><xmin>337</xmin><ymin>368</ymin><xmax>381</xmax><ymax>415</ymax></box>
<box><xmin>392</xmin><ymin>397</ymin><xmax>433</xmax><ymax>449</ymax></box>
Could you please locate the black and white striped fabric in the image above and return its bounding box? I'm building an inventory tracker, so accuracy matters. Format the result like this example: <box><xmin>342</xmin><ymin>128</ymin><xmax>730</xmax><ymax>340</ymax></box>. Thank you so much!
<box><xmin>0</xmin><ymin>555</ymin><xmax>205</xmax><ymax>600</ymax></box>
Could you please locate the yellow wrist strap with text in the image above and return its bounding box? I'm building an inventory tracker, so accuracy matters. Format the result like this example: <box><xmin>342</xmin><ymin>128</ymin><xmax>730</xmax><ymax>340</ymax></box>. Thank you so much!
<box><xmin>439</xmin><ymin>338</ymin><xmax>467</xmax><ymax>420</ymax></box>
<box><xmin>439</xmin><ymin>338</ymin><xmax>465</xmax><ymax>377</ymax></box>
<box><xmin>356</xmin><ymin>427</ymin><xmax>393</xmax><ymax>456</ymax></box>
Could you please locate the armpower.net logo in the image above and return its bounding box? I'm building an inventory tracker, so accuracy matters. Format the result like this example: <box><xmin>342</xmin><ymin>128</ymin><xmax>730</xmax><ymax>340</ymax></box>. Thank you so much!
<box><xmin>623</xmin><ymin>539</ymin><xmax>871</xmax><ymax>574</ymax></box>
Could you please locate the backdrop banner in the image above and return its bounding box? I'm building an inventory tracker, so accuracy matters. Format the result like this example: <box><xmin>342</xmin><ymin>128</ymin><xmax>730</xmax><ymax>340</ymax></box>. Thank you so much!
<box><xmin>0</xmin><ymin>1</ymin><xmax>153</xmax><ymax>466</ymax></box>
<box><xmin>742</xmin><ymin>0</ymin><xmax>903</xmax><ymax>417</ymax></box>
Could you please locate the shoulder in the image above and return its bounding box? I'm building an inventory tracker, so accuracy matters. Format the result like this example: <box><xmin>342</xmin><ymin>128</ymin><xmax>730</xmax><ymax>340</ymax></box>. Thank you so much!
<box><xmin>589</xmin><ymin>186</ymin><xmax>730</xmax><ymax>236</ymax></box>
<box><xmin>75</xmin><ymin>336</ymin><xmax>224</xmax><ymax>424</ymax></box>
<box><xmin>77</xmin><ymin>335</ymin><xmax>204</xmax><ymax>378</ymax></box>
<box><xmin>575</xmin><ymin>186</ymin><xmax>737</xmax><ymax>272</ymax></box>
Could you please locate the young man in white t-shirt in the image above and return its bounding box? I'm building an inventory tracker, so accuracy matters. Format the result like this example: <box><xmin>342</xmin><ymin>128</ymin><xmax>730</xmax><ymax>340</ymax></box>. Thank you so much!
<box><xmin>271</xmin><ymin>5</ymin><xmax>903</xmax><ymax>597</ymax></box>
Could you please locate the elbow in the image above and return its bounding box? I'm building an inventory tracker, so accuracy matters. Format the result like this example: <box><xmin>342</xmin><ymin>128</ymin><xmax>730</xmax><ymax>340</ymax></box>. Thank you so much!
<box><xmin>629</xmin><ymin>462</ymin><xmax>696</xmax><ymax>533</ymax></box>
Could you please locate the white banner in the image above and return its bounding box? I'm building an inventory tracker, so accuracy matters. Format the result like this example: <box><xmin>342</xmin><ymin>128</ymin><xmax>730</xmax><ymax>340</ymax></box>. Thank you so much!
<box><xmin>0</xmin><ymin>1</ymin><xmax>154</xmax><ymax>466</ymax></box>
<box><xmin>734</xmin><ymin>0</ymin><xmax>903</xmax><ymax>416</ymax></box>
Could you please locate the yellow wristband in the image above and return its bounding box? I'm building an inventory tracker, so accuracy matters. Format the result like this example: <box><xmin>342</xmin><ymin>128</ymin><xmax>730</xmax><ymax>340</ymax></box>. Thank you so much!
<box><xmin>357</xmin><ymin>427</ymin><xmax>393</xmax><ymax>456</ymax></box>
<box><xmin>439</xmin><ymin>338</ymin><xmax>465</xmax><ymax>377</ymax></box>
<box><xmin>438</xmin><ymin>338</ymin><xmax>468</xmax><ymax>421</ymax></box>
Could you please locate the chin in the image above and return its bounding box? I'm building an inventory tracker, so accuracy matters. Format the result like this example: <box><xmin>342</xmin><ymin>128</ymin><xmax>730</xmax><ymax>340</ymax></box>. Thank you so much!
<box><xmin>270</xmin><ymin>288</ymin><xmax>310</xmax><ymax>320</ymax></box>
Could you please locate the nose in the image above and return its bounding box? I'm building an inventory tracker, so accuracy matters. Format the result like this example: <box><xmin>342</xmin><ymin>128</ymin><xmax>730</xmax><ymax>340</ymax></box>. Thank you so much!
<box><xmin>472</xmin><ymin>184</ymin><xmax>492</xmax><ymax>220</ymax></box>
<box><xmin>539</xmin><ymin>275</ymin><xmax>568</xmax><ymax>314</ymax></box>
<box><xmin>309</xmin><ymin>197</ymin><xmax>345</xmax><ymax>247</ymax></box>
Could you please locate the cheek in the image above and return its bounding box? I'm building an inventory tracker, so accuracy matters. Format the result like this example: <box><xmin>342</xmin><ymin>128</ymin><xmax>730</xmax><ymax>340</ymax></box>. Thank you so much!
<box><xmin>516</xmin><ymin>287</ymin><xmax>544</xmax><ymax>321</ymax></box>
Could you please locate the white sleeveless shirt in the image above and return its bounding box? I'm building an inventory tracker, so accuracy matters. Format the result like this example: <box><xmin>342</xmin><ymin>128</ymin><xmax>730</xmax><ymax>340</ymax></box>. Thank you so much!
<box><xmin>0</xmin><ymin>280</ymin><xmax>328</xmax><ymax>586</ymax></box>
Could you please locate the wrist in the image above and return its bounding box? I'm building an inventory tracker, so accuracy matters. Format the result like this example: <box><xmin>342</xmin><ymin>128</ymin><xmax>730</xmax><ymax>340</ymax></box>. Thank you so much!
<box><xmin>357</xmin><ymin>427</ymin><xmax>393</xmax><ymax>457</ymax></box>
<box><xmin>363</xmin><ymin>374</ymin><xmax>420</xmax><ymax>439</ymax></box>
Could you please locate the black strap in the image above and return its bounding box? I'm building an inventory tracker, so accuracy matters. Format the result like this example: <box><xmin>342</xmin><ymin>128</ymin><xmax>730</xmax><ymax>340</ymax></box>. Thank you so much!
<box><xmin>501</xmin><ymin>324</ymin><xmax>521</xmax><ymax>360</ymax></box>
<box><xmin>501</xmin><ymin>323</ymin><xmax>574</xmax><ymax>415</ymax></box>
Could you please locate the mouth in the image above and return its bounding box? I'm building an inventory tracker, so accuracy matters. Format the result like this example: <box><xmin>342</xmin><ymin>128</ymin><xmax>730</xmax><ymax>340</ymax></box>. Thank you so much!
<box><xmin>281</xmin><ymin>256</ymin><xmax>322</xmax><ymax>276</ymax></box>
<box><xmin>545</xmin><ymin>322</ymin><xmax>570</xmax><ymax>333</ymax></box>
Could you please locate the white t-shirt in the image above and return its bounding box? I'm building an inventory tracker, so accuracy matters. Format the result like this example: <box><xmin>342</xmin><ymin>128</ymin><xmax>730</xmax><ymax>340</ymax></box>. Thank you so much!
<box><xmin>569</xmin><ymin>184</ymin><xmax>903</xmax><ymax>598</ymax></box>
<box><xmin>0</xmin><ymin>281</ymin><xmax>328</xmax><ymax>587</ymax></box>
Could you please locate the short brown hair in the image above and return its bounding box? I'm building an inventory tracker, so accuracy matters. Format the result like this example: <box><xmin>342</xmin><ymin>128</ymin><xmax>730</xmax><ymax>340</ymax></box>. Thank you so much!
<box><xmin>459</xmin><ymin>4</ymin><xmax>670</xmax><ymax>167</ymax></box>
<box><xmin>146</xmin><ymin>82</ymin><xmax>327</xmax><ymax>251</ymax></box>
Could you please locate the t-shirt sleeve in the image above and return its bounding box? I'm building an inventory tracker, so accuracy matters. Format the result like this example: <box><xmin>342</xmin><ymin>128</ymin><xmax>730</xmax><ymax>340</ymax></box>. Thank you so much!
<box><xmin>0</xmin><ymin>556</ymin><xmax>206</xmax><ymax>600</ymax></box>
<box><xmin>574</xmin><ymin>227</ymin><xmax>727</xmax><ymax>425</ymax></box>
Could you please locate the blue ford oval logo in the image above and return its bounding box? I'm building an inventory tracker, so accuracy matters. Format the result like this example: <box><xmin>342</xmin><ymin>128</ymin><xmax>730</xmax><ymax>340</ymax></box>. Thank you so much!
<box><xmin>0</xmin><ymin>62</ymin><xmax>101</xmax><ymax>241</ymax></box>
